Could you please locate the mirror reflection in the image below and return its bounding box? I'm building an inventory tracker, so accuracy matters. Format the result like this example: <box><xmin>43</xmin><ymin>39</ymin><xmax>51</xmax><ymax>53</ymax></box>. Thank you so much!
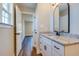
<box><xmin>53</xmin><ymin>3</ymin><xmax>70</xmax><ymax>33</ymax></box>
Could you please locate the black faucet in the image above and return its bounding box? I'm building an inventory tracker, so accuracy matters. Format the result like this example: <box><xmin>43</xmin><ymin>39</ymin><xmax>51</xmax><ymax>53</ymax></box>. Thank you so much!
<box><xmin>55</xmin><ymin>31</ymin><xmax>60</xmax><ymax>36</ymax></box>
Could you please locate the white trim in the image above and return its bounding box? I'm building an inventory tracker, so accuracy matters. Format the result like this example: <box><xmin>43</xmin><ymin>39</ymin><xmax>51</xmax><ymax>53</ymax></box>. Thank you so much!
<box><xmin>0</xmin><ymin>23</ymin><xmax>13</xmax><ymax>28</ymax></box>
<box><xmin>22</xmin><ymin>11</ymin><xmax>35</xmax><ymax>15</ymax></box>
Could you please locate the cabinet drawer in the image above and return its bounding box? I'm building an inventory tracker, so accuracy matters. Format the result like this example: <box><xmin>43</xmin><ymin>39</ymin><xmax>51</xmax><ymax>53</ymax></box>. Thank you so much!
<box><xmin>53</xmin><ymin>42</ymin><xmax>64</xmax><ymax>56</ymax></box>
<box><xmin>46</xmin><ymin>44</ymin><xmax>52</xmax><ymax>56</ymax></box>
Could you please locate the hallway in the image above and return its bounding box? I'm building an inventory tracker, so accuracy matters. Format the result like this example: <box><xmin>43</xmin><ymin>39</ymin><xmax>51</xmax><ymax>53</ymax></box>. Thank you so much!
<box><xmin>23</xmin><ymin>36</ymin><xmax>33</xmax><ymax>56</ymax></box>
<box><xmin>19</xmin><ymin>36</ymin><xmax>33</xmax><ymax>56</ymax></box>
<box><xmin>19</xmin><ymin>36</ymin><xmax>42</xmax><ymax>56</ymax></box>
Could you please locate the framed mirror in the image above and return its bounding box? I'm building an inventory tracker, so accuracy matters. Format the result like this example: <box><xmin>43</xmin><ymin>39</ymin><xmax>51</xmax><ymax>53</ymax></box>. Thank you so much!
<box><xmin>53</xmin><ymin>3</ymin><xmax>70</xmax><ymax>33</ymax></box>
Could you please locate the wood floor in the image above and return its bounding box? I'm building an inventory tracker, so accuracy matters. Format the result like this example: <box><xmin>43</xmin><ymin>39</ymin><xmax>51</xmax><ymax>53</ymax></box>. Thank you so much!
<box><xmin>19</xmin><ymin>36</ymin><xmax>42</xmax><ymax>56</ymax></box>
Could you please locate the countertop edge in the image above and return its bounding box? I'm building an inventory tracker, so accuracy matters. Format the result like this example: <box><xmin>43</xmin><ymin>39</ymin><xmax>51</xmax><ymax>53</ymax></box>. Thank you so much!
<box><xmin>40</xmin><ymin>34</ymin><xmax>79</xmax><ymax>46</ymax></box>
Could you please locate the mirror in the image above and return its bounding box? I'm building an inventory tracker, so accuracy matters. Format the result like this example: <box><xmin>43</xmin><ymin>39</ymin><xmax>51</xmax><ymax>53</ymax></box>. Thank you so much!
<box><xmin>53</xmin><ymin>3</ymin><xmax>70</xmax><ymax>33</ymax></box>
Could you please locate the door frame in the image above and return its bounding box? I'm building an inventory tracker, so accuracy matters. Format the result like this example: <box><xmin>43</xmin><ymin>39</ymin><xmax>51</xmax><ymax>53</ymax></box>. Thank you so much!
<box><xmin>14</xmin><ymin>4</ymin><xmax>16</xmax><ymax>56</ymax></box>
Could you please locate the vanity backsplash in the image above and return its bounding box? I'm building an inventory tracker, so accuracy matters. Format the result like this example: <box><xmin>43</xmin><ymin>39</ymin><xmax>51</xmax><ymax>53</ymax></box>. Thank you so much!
<box><xmin>40</xmin><ymin>32</ymin><xmax>79</xmax><ymax>40</ymax></box>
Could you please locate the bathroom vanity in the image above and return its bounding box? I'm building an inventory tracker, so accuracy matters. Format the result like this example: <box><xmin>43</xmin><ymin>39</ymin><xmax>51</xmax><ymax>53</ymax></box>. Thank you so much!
<box><xmin>39</xmin><ymin>33</ymin><xmax>79</xmax><ymax>56</ymax></box>
<box><xmin>39</xmin><ymin>3</ymin><xmax>79</xmax><ymax>56</ymax></box>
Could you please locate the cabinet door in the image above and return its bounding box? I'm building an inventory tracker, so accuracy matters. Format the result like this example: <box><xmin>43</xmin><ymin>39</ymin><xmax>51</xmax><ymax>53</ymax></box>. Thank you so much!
<box><xmin>40</xmin><ymin>40</ymin><xmax>44</xmax><ymax>55</ymax></box>
<box><xmin>51</xmin><ymin>41</ymin><xmax>54</xmax><ymax>56</ymax></box>
<box><xmin>43</xmin><ymin>38</ymin><xmax>52</xmax><ymax>56</ymax></box>
<box><xmin>40</xmin><ymin>37</ymin><xmax>51</xmax><ymax>56</ymax></box>
<box><xmin>53</xmin><ymin>42</ymin><xmax>64</xmax><ymax>56</ymax></box>
<box><xmin>40</xmin><ymin>36</ymin><xmax>46</xmax><ymax>55</ymax></box>
<box><xmin>54</xmin><ymin>51</ymin><xmax>60</xmax><ymax>56</ymax></box>
<box><xmin>43</xmin><ymin>43</ymin><xmax>47</xmax><ymax>56</ymax></box>
<box><xmin>45</xmin><ymin>43</ymin><xmax>52</xmax><ymax>56</ymax></box>
<box><xmin>51</xmin><ymin>41</ymin><xmax>61</xmax><ymax>56</ymax></box>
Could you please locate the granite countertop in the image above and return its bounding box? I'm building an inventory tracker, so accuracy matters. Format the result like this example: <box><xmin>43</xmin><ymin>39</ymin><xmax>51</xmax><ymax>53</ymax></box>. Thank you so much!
<box><xmin>40</xmin><ymin>33</ymin><xmax>79</xmax><ymax>46</ymax></box>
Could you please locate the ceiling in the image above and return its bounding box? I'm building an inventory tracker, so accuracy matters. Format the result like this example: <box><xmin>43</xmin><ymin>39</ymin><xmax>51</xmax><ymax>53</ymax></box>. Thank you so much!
<box><xmin>17</xmin><ymin>3</ymin><xmax>37</xmax><ymax>12</ymax></box>
<box><xmin>16</xmin><ymin>3</ymin><xmax>37</xmax><ymax>22</ymax></box>
<box><xmin>17</xmin><ymin>3</ymin><xmax>37</xmax><ymax>9</ymax></box>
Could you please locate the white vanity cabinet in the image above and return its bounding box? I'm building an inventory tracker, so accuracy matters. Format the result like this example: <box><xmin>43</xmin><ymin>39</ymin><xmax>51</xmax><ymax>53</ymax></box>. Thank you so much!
<box><xmin>40</xmin><ymin>35</ymin><xmax>79</xmax><ymax>56</ymax></box>
<box><xmin>52</xmin><ymin>41</ymin><xmax>79</xmax><ymax>56</ymax></box>
<box><xmin>40</xmin><ymin>36</ymin><xmax>45</xmax><ymax>55</ymax></box>
<box><xmin>40</xmin><ymin>35</ymin><xmax>63</xmax><ymax>56</ymax></box>
<box><xmin>40</xmin><ymin>36</ymin><xmax>52</xmax><ymax>56</ymax></box>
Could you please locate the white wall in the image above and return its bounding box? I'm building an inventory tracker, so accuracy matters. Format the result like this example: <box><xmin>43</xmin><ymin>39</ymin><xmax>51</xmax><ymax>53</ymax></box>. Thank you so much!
<box><xmin>70</xmin><ymin>4</ymin><xmax>79</xmax><ymax>35</ymax></box>
<box><xmin>22</xmin><ymin>17</ymin><xmax>25</xmax><ymax>38</ymax></box>
<box><xmin>22</xmin><ymin>14</ymin><xmax>33</xmax><ymax>22</ymax></box>
<box><xmin>34</xmin><ymin>3</ymin><xmax>51</xmax><ymax>53</ymax></box>
<box><xmin>0</xmin><ymin>25</ymin><xmax>14</xmax><ymax>56</ymax></box>
<box><xmin>25</xmin><ymin>22</ymin><xmax>33</xmax><ymax>36</ymax></box>
<box><xmin>35</xmin><ymin>3</ymin><xmax>51</xmax><ymax>32</ymax></box>
<box><xmin>0</xmin><ymin>4</ymin><xmax>2</xmax><ymax>23</ymax></box>
<box><xmin>0</xmin><ymin>3</ymin><xmax>14</xmax><ymax>56</ymax></box>
<box><xmin>22</xmin><ymin>14</ymin><xmax>33</xmax><ymax>36</ymax></box>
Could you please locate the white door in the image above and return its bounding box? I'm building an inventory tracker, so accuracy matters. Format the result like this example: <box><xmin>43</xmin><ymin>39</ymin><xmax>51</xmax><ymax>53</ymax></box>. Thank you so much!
<box><xmin>33</xmin><ymin>16</ymin><xmax>40</xmax><ymax>54</ymax></box>
<box><xmin>16</xmin><ymin>6</ymin><xmax>22</xmax><ymax>55</ymax></box>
